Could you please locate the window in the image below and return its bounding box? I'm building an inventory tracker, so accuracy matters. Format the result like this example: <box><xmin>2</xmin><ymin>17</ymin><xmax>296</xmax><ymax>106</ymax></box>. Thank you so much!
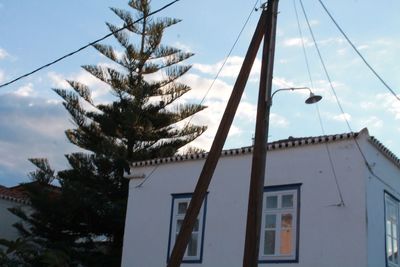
<box><xmin>385</xmin><ymin>192</ymin><xmax>400</xmax><ymax>267</ymax></box>
<box><xmin>259</xmin><ymin>184</ymin><xmax>301</xmax><ymax>263</ymax></box>
<box><xmin>167</xmin><ymin>193</ymin><xmax>207</xmax><ymax>263</ymax></box>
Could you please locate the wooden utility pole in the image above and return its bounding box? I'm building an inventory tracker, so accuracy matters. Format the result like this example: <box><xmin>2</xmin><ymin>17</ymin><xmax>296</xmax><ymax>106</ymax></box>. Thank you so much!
<box><xmin>167</xmin><ymin>1</ymin><xmax>280</xmax><ymax>266</ymax></box>
<box><xmin>166</xmin><ymin>9</ymin><xmax>269</xmax><ymax>267</ymax></box>
<box><xmin>242</xmin><ymin>0</ymin><xmax>279</xmax><ymax>266</ymax></box>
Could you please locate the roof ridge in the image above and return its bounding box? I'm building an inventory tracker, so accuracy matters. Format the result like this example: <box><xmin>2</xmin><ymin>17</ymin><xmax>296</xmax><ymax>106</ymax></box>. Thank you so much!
<box><xmin>129</xmin><ymin>130</ymin><xmax>361</xmax><ymax>169</ymax></box>
<box><xmin>369</xmin><ymin>136</ymin><xmax>400</xmax><ymax>168</ymax></box>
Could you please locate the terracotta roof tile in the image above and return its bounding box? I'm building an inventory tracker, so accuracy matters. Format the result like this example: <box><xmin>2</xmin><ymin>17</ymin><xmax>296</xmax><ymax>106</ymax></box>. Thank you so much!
<box><xmin>0</xmin><ymin>186</ymin><xmax>29</xmax><ymax>204</ymax></box>
<box><xmin>127</xmin><ymin>128</ymin><xmax>400</xmax><ymax>170</ymax></box>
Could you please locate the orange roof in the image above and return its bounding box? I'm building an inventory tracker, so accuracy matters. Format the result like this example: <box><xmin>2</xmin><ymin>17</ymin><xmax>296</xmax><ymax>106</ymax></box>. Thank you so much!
<box><xmin>0</xmin><ymin>185</ymin><xmax>29</xmax><ymax>204</ymax></box>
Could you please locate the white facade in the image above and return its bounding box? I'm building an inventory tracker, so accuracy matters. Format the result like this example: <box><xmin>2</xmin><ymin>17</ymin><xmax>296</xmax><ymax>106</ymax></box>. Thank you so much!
<box><xmin>122</xmin><ymin>128</ymin><xmax>400</xmax><ymax>267</ymax></box>
<box><xmin>0</xmin><ymin>197</ymin><xmax>28</xmax><ymax>241</ymax></box>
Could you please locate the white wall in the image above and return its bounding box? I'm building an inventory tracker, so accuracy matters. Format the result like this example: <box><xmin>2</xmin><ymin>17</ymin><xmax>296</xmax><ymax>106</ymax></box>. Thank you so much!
<box><xmin>363</xmin><ymin>139</ymin><xmax>400</xmax><ymax>267</ymax></box>
<box><xmin>122</xmin><ymin>137</ymin><xmax>369</xmax><ymax>267</ymax></box>
<box><xmin>0</xmin><ymin>199</ymin><xmax>24</xmax><ymax>241</ymax></box>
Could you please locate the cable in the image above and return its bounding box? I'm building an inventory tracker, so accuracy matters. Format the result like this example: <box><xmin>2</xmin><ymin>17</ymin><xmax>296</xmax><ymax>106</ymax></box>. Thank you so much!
<box><xmin>293</xmin><ymin>0</ymin><xmax>315</xmax><ymax>90</ymax></box>
<box><xmin>135</xmin><ymin>165</ymin><xmax>159</xmax><ymax>188</ymax></box>
<box><xmin>295</xmin><ymin>0</ymin><xmax>344</xmax><ymax>206</ymax></box>
<box><xmin>184</xmin><ymin>0</ymin><xmax>259</xmax><ymax>128</ymax></box>
<box><xmin>137</xmin><ymin>0</ymin><xmax>259</xmax><ymax>187</ymax></box>
<box><xmin>318</xmin><ymin>0</ymin><xmax>400</xmax><ymax>102</ymax></box>
<box><xmin>299</xmin><ymin>0</ymin><xmax>399</xmax><ymax>200</ymax></box>
<box><xmin>0</xmin><ymin>0</ymin><xmax>181</xmax><ymax>89</ymax></box>
<box><xmin>299</xmin><ymin>0</ymin><xmax>353</xmax><ymax>133</ymax></box>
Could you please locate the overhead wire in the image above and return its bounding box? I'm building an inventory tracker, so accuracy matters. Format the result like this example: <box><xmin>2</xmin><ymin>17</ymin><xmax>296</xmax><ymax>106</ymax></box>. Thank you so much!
<box><xmin>183</xmin><ymin>0</ymin><xmax>259</xmax><ymax>128</ymax></box>
<box><xmin>318</xmin><ymin>0</ymin><xmax>400</xmax><ymax>102</ymax></box>
<box><xmin>294</xmin><ymin>0</ymin><xmax>344</xmax><ymax>206</ymax></box>
<box><xmin>0</xmin><ymin>0</ymin><xmax>181</xmax><ymax>89</ymax></box>
<box><xmin>299</xmin><ymin>0</ymin><xmax>400</xmax><ymax>197</ymax></box>
<box><xmin>135</xmin><ymin>0</ymin><xmax>259</xmax><ymax>188</ymax></box>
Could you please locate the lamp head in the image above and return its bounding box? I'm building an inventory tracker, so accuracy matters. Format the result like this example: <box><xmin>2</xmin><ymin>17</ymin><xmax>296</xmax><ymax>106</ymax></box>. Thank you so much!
<box><xmin>305</xmin><ymin>92</ymin><xmax>322</xmax><ymax>104</ymax></box>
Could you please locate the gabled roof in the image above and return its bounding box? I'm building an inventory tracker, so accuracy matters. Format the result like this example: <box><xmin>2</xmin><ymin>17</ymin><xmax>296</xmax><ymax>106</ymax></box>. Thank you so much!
<box><xmin>128</xmin><ymin>128</ymin><xmax>400</xmax><ymax>170</ymax></box>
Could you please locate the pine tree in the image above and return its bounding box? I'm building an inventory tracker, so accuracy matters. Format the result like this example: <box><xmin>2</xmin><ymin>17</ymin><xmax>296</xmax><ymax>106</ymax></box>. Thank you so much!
<box><xmin>3</xmin><ymin>1</ymin><xmax>206</xmax><ymax>266</ymax></box>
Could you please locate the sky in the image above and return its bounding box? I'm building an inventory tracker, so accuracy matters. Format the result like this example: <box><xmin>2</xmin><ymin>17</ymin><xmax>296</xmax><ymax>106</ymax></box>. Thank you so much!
<box><xmin>0</xmin><ymin>0</ymin><xmax>399</xmax><ymax>186</ymax></box>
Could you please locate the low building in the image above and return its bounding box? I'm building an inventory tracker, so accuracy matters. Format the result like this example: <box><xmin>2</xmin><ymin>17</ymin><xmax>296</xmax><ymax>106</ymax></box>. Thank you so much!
<box><xmin>122</xmin><ymin>128</ymin><xmax>400</xmax><ymax>267</ymax></box>
<box><xmin>0</xmin><ymin>185</ymin><xmax>30</xmax><ymax>241</ymax></box>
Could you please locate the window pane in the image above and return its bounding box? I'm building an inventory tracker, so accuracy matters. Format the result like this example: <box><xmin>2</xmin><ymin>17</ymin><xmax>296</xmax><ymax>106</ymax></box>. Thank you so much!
<box><xmin>176</xmin><ymin>219</ymin><xmax>183</xmax><ymax>233</ymax></box>
<box><xmin>264</xmin><ymin>230</ymin><xmax>275</xmax><ymax>255</ymax></box>
<box><xmin>280</xmin><ymin>228</ymin><xmax>292</xmax><ymax>255</ymax></box>
<box><xmin>281</xmin><ymin>214</ymin><xmax>293</xmax><ymax>228</ymax></box>
<box><xmin>388</xmin><ymin>235</ymin><xmax>393</xmax><ymax>262</ymax></box>
<box><xmin>193</xmin><ymin>219</ymin><xmax>199</xmax><ymax>232</ymax></box>
<box><xmin>265</xmin><ymin>214</ymin><xmax>276</xmax><ymax>229</ymax></box>
<box><xmin>187</xmin><ymin>233</ymin><xmax>198</xmax><ymax>256</ymax></box>
<box><xmin>178</xmin><ymin>202</ymin><xmax>188</xmax><ymax>214</ymax></box>
<box><xmin>282</xmin><ymin>194</ymin><xmax>294</xmax><ymax>208</ymax></box>
<box><xmin>266</xmin><ymin>196</ymin><xmax>278</xmax><ymax>209</ymax></box>
<box><xmin>394</xmin><ymin>238</ymin><xmax>399</xmax><ymax>264</ymax></box>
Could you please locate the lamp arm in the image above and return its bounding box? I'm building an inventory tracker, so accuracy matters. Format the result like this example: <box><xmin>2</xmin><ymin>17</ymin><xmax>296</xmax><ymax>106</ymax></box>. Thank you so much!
<box><xmin>267</xmin><ymin>87</ymin><xmax>311</xmax><ymax>106</ymax></box>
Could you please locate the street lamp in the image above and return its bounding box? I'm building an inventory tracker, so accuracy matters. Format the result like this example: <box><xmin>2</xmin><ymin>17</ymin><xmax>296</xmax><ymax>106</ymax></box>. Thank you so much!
<box><xmin>243</xmin><ymin>85</ymin><xmax>322</xmax><ymax>266</ymax></box>
<box><xmin>269</xmin><ymin>86</ymin><xmax>322</xmax><ymax>106</ymax></box>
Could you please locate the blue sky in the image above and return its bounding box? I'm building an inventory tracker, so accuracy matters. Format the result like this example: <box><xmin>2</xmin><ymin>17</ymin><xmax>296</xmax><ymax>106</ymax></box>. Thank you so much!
<box><xmin>0</xmin><ymin>0</ymin><xmax>399</xmax><ymax>186</ymax></box>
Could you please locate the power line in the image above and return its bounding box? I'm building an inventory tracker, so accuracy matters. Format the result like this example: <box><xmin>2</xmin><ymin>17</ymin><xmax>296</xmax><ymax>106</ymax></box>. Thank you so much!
<box><xmin>299</xmin><ymin>0</ymin><xmax>352</xmax><ymax>132</ymax></box>
<box><xmin>318</xmin><ymin>0</ymin><xmax>400</xmax><ymax>102</ymax></box>
<box><xmin>293</xmin><ymin>0</ymin><xmax>315</xmax><ymax>90</ymax></box>
<box><xmin>137</xmin><ymin>0</ymin><xmax>259</xmax><ymax>187</ymax></box>
<box><xmin>299</xmin><ymin>0</ymin><xmax>397</xmax><ymax>199</ymax></box>
<box><xmin>295</xmin><ymin>0</ymin><xmax>344</xmax><ymax>206</ymax></box>
<box><xmin>184</xmin><ymin>0</ymin><xmax>259</xmax><ymax>128</ymax></box>
<box><xmin>0</xmin><ymin>0</ymin><xmax>181</xmax><ymax>89</ymax></box>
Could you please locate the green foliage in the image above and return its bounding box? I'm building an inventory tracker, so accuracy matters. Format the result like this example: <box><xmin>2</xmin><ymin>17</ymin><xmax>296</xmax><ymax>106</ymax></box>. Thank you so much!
<box><xmin>4</xmin><ymin>0</ymin><xmax>206</xmax><ymax>266</ymax></box>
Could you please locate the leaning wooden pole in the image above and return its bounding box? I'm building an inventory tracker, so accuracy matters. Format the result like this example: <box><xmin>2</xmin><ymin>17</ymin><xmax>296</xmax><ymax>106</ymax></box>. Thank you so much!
<box><xmin>242</xmin><ymin>1</ymin><xmax>279</xmax><ymax>266</ymax></box>
<box><xmin>166</xmin><ymin>9</ymin><xmax>269</xmax><ymax>267</ymax></box>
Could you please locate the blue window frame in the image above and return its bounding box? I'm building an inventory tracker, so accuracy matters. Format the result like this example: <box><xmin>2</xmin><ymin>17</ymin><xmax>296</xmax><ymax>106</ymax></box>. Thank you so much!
<box><xmin>385</xmin><ymin>191</ymin><xmax>400</xmax><ymax>267</ymax></box>
<box><xmin>259</xmin><ymin>183</ymin><xmax>301</xmax><ymax>263</ymax></box>
<box><xmin>167</xmin><ymin>193</ymin><xmax>207</xmax><ymax>263</ymax></box>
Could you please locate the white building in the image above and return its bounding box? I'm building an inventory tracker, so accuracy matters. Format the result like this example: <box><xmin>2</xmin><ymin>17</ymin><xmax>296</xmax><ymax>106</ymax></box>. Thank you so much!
<box><xmin>122</xmin><ymin>128</ymin><xmax>400</xmax><ymax>267</ymax></box>
<box><xmin>0</xmin><ymin>185</ymin><xmax>29</xmax><ymax>241</ymax></box>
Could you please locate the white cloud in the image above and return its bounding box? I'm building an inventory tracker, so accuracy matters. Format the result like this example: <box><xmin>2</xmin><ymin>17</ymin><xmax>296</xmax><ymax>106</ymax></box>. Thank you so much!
<box><xmin>14</xmin><ymin>83</ymin><xmax>35</xmax><ymax>97</ymax></box>
<box><xmin>360</xmin><ymin>101</ymin><xmax>377</xmax><ymax>110</ymax></box>
<box><xmin>181</xmin><ymin>98</ymin><xmax>242</xmax><ymax>151</ymax></box>
<box><xmin>377</xmin><ymin>93</ymin><xmax>400</xmax><ymax>120</ymax></box>
<box><xmin>48</xmin><ymin>72</ymin><xmax>69</xmax><ymax>88</ymax></box>
<box><xmin>179</xmin><ymin>73</ymin><xmax>233</xmax><ymax>102</ymax></box>
<box><xmin>270</xmin><ymin>113</ymin><xmax>289</xmax><ymax>128</ymax></box>
<box><xmin>332</xmin><ymin>113</ymin><xmax>352</xmax><ymax>122</ymax></box>
<box><xmin>0</xmin><ymin>93</ymin><xmax>78</xmax><ymax>184</ymax></box>
<box><xmin>318</xmin><ymin>37</ymin><xmax>345</xmax><ymax>46</ymax></box>
<box><xmin>0</xmin><ymin>70</ymin><xmax>4</xmax><ymax>83</ymax></box>
<box><xmin>113</xmin><ymin>50</ymin><xmax>125</xmax><ymax>61</ymax></box>
<box><xmin>0</xmin><ymin>48</ymin><xmax>8</xmax><ymax>60</ymax></box>
<box><xmin>173</xmin><ymin>42</ymin><xmax>192</xmax><ymax>53</ymax></box>
<box><xmin>272</xmin><ymin>77</ymin><xmax>296</xmax><ymax>88</ymax></box>
<box><xmin>361</xmin><ymin>116</ymin><xmax>383</xmax><ymax>129</ymax></box>
<box><xmin>48</xmin><ymin>68</ymin><xmax>112</xmax><ymax>101</ymax></box>
<box><xmin>357</xmin><ymin>45</ymin><xmax>369</xmax><ymax>50</ymax></box>
<box><xmin>236</xmin><ymin>101</ymin><xmax>257</xmax><ymax>122</ymax></box>
<box><xmin>283</xmin><ymin>38</ymin><xmax>312</xmax><ymax>47</ymax></box>
<box><xmin>193</xmin><ymin>56</ymin><xmax>261</xmax><ymax>78</ymax></box>
<box><xmin>337</xmin><ymin>48</ymin><xmax>348</xmax><ymax>56</ymax></box>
